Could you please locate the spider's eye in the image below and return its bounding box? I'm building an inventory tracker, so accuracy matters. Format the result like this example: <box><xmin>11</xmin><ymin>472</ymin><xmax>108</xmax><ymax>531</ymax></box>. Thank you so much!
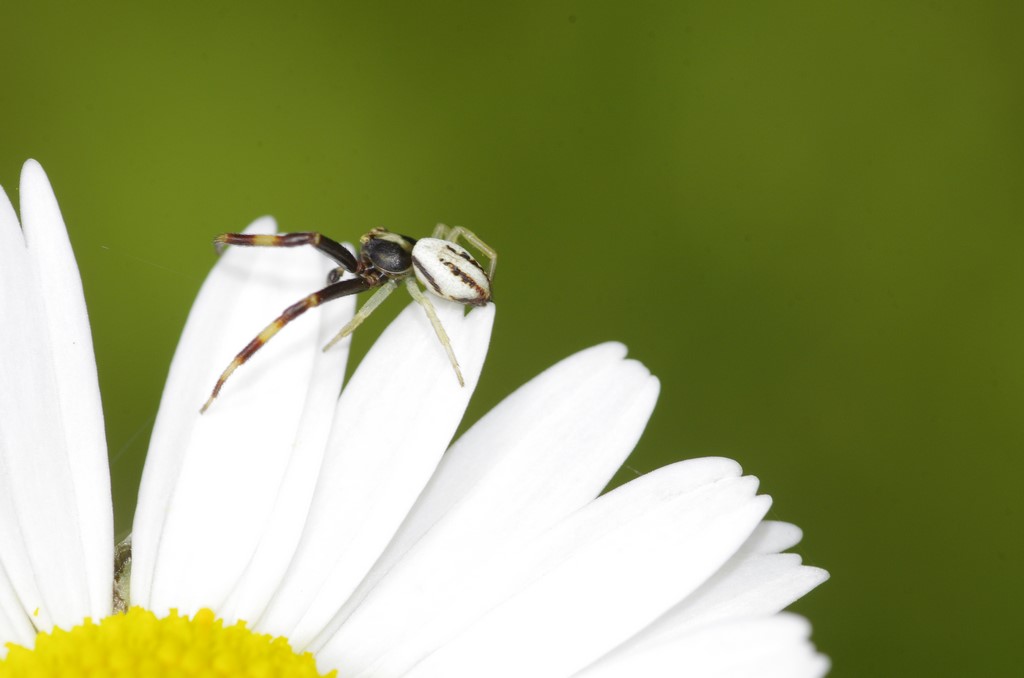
<box><xmin>364</xmin><ymin>236</ymin><xmax>413</xmax><ymax>275</ymax></box>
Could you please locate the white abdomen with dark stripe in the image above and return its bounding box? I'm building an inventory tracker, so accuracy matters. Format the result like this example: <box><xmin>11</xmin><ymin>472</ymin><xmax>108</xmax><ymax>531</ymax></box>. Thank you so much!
<box><xmin>412</xmin><ymin>238</ymin><xmax>492</xmax><ymax>306</ymax></box>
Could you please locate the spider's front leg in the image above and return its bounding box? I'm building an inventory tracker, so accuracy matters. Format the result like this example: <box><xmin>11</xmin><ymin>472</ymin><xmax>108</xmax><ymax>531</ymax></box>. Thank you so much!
<box><xmin>200</xmin><ymin>276</ymin><xmax>371</xmax><ymax>413</ymax></box>
<box><xmin>215</xmin><ymin>231</ymin><xmax>360</xmax><ymax>273</ymax></box>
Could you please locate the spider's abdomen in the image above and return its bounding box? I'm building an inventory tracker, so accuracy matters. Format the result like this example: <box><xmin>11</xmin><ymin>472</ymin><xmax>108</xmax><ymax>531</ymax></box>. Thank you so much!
<box><xmin>412</xmin><ymin>238</ymin><xmax>492</xmax><ymax>306</ymax></box>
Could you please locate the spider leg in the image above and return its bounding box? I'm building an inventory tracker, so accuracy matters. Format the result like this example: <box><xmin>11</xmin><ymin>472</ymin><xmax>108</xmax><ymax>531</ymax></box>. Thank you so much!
<box><xmin>215</xmin><ymin>232</ymin><xmax>359</xmax><ymax>272</ymax></box>
<box><xmin>200</xmin><ymin>276</ymin><xmax>371</xmax><ymax>413</ymax></box>
<box><xmin>403</xmin><ymin>277</ymin><xmax>465</xmax><ymax>387</ymax></box>
<box><xmin>322</xmin><ymin>278</ymin><xmax>399</xmax><ymax>351</ymax></box>
<box><xmin>432</xmin><ymin>224</ymin><xmax>497</xmax><ymax>280</ymax></box>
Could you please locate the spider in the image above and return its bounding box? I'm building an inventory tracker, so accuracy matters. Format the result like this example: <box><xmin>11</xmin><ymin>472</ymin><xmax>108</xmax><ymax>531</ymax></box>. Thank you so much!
<box><xmin>200</xmin><ymin>223</ymin><xmax>496</xmax><ymax>413</ymax></box>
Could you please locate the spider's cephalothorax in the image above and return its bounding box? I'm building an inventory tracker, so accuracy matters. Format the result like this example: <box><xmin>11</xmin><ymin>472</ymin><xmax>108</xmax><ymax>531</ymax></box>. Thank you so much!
<box><xmin>200</xmin><ymin>224</ymin><xmax>495</xmax><ymax>413</ymax></box>
<box><xmin>353</xmin><ymin>228</ymin><xmax>415</xmax><ymax>280</ymax></box>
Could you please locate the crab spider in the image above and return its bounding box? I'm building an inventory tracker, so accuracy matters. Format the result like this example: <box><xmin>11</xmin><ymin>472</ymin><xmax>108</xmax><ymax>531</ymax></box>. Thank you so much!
<box><xmin>200</xmin><ymin>224</ymin><xmax>495</xmax><ymax>413</ymax></box>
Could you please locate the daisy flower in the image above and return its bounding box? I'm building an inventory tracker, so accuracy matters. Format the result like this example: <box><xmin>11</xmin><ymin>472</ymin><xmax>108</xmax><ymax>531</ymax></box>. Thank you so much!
<box><xmin>0</xmin><ymin>161</ymin><xmax>830</xmax><ymax>677</ymax></box>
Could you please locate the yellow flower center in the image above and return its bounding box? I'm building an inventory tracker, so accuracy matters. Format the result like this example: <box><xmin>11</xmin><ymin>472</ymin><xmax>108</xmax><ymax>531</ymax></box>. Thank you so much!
<box><xmin>0</xmin><ymin>607</ymin><xmax>335</xmax><ymax>677</ymax></box>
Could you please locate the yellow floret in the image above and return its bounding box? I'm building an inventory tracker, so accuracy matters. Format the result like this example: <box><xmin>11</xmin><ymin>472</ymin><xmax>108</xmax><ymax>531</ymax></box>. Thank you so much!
<box><xmin>0</xmin><ymin>607</ymin><xmax>336</xmax><ymax>677</ymax></box>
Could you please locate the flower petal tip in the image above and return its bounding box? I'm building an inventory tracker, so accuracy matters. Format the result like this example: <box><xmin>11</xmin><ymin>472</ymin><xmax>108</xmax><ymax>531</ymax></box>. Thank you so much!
<box><xmin>243</xmin><ymin>216</ymin><xmax>279</xmax><ymax>235</ymax></box>
<box><xmin>18</xmin><ymin>160</ymin><xmax>58</xmax><ymax>215</ymax></box>
<box><xmin>590</xmin><ymin>341</ymin><xmax>630</xmax><ymax>361</ymax></box>
<box><xmin>20</xmin><ymin>158</ymin><xmax>45</xmax><ymax>180</ymax></box>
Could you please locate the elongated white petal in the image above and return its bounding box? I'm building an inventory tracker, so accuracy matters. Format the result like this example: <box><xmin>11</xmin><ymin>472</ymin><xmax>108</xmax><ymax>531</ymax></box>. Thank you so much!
<box><xmin>404</xmin><ymin>473</ymin><xmax>768</xmax><ymax>678</ymax></box>
<box><xmin>219</xmin><ymin>243</ymin><xmax>361</xmax><ymax>625</ymax></box>
<box><xmin>663</xmin><ymin>552</ymin><xmax>827</xmax><ymax>633</ymax></box>
<box><xmin>361</xmin><ymin>343</ymin><xmax>658</xmax><ymax>577</ymax></box>
<box><xmin>576</xmin><ymin>614</ymin><xmax>829</xmax><ymax>678</ymax></box>
<box><xmin>0</xmin><ymin>181</ymin><xmax>44</xmax><ymax>636</ymax></box>
<box><xmin>0</xmin><ymin>547</ymin><xmax>35</xmax><ymax>651</ymax></box>
<box><xmin>312</xmin><ymin>344</ymin><xmax>659</xmax><ymax>668</ymax></box>
<box><xmin>20</xmin><ymin>161</ymin><xmax>113</xmax><ymax>622</ymax></box>
<box><xmin>318</xmin><ymin>459</ymin><xmax>767</xmax><ymax>677</ymax></box>
<box><xmin>741</xmin><ymin>520</ymin><xmax>805</xmax><ymax>555</ymax></box>
<box><xmin>133</xmin><ymin>218</ymin><xmax>353</xmax><ymax>618</ymax></box>
<box><xmin>0</xmin><ymin>163</ymin><xmax>111</xmax><ymax>635</ymax></box>
<box><xmin>257</xmin><ymin>300</ymin><xmax>494</xmax><ymax>648</ymax></box>
<box><xmin>627</xmin><ymin>522</ymin><xmax>828</xmax><ymax>648</ymax></box>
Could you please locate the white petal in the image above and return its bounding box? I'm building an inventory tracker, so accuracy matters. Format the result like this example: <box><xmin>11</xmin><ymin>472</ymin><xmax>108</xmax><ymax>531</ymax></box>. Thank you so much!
<box><xmin>257</xmin><ymin>299</ymin><xmax>494</xmax><ymax>648</ymax></box>
<box><xmin>617</xmin><ymin>560</ymin><xmax>827</xmax><ymax>658</ymax></box>
<box><xmin>0</xmin><ymin>544</ymin><xmax>35</xmax><ymax>651</ymax></box>
<box><xmin>0</xmin><ymin>180</ymin><xmax>43</xmax><ymax>635</ymax></box>
<box><xmin>576</xmin><ymin>614</ymin><xmax>829</xmax><ymax>678</ymax></box>
<box><xmin>0</xmin><ymin>163</ymin><xmax>111</xmax><ymax>633</ymax></box>
<box><xmin>740</xmin><ymin>520</ymin><xmax>805</xmax><ymax>555</ymax></box>
<box><xmin>313</xmin><ymin>343</ymin><xmax>660</xmax><ymax>669</ymax></box>
<box><xmin>574</xmin><ymin>520</ymin><xmax>829</xmax><ymax>676</ymax></box>
<box><xmin>368</xmin><ymin>343</ymin><xmax>658</xmax><ymax>574</ymax></box>
<box><xmin>320</xmin><ymin>459</ymin><xmax>768</xmax><ymax>678</ymax></box>
<box><xmin>405</xmin><ymin>470</ymin><xmax>769</xmax><ymax>678</ymax></box>
<box><xmin>20</xmin><ymin>161</ymin><xmax>113</xmax><ymax>622</ymax></box>
<box><xmin>219</xmin><ymin>245</ymin><xmax>361</xmax><ymax>625</ymax></box>
<box><xmin>132</xmin><ymin>218</ymin><xmax>353</xmax><ymax>617</ymax></box>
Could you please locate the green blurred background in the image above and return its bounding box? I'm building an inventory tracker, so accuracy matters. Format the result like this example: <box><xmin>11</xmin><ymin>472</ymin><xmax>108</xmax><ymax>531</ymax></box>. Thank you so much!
<box><xmin>1</xmin><ymin>1</ymin><xmax>1020</xmax><ymax>675</ymax></box>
